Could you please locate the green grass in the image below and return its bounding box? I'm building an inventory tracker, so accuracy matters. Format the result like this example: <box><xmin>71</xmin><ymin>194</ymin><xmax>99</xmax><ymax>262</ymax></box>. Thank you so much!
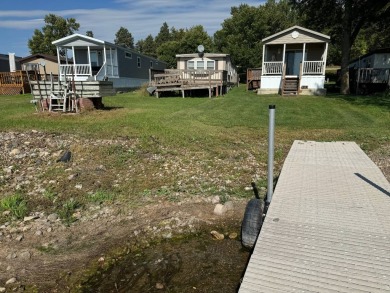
<box><xmin>1</xmin><ymin>87</ymin><xmax>389</xmax><ymax>150</ymax></box>
<box><xmin>0</xmin><ymin>85</ymin><xmax>389</xmax><ymax>216</ymax></box>
<box><xmin>0</xmin><ymin>193</ymin><xmax>29</xmax><ymax>220</ymax></box>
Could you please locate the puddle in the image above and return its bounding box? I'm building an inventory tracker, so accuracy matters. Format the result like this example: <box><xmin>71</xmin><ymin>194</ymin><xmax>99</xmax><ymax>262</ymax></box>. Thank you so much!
<box><xmin>80</xmin><ymin>230</ymin><xmax>250</xmax><ymax>292</ymax></box>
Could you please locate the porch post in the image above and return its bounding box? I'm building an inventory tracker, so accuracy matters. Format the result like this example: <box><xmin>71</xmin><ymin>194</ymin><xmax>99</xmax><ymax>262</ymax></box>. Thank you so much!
<box><xmin>262</xmin><ymin>44</ymin><xmax>265</xmax><ymax>75</ymax></box>
<box><xmin>323</xmin><ymin>42</ymin><xmax>329</xmax><ymax>75</ymax></box>
<box><xmin>282</xmin><ymin>43</ymin><xmax>286</xmax><ymax>68</ymax></box>
<box><xmin>110</xmin><ymin>48</ymin><xmax>113</xmax><ymax>76</ymax></box>
<box><xmin>103</xmin><ymin>46</ymin><xmax>107</xmax><ymax>77</ymax></box>
<box><xmin>72</xmin><ymin>46</ymin><xmax>76</xmax><ymax>78</ymax></box>
<box><xmin>87</xmin><ymin>46</ymin><xmax>92</xmax><ymax>77</ymax></box>
<box><xmin>56</xmin><ymin>47</ymin><xmax>61</xmax><ymax>80</ymax></box>
<box><xmin>302</xmin><ymin>43</ymin><xmax>306</xmax><ymax>75</ymax></box>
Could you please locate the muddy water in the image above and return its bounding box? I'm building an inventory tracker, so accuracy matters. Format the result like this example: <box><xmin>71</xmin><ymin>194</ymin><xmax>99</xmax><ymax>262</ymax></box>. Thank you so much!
<box><xmin>81</xmin><ymin>230</ymin><xmax>251</xmax><ymax>293</ymax></box>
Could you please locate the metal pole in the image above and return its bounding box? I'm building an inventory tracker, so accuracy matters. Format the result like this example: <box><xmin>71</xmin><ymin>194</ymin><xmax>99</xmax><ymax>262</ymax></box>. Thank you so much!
<box><xmin>267</xmin><ymin>105</ymin><xmax>276</xmax><ymax>204</ymax></box>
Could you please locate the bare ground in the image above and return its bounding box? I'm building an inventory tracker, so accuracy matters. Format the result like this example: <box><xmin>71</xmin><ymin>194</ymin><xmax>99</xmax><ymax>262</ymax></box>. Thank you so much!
<box><xmin>0</xmin><ymin>131</ymin><xmax>389</xmax><ymax>292</ymax></box>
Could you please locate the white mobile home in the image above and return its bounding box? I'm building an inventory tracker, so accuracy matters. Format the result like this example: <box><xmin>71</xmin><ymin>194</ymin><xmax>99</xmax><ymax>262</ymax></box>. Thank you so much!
<box><xmin>52</xmin><ymin>34</ymin><xmax>166</xmax><ymax>90</ymax></box>
<box><xmin>259</xmin><ymin>26</ymin><xmax>330</xmax><ymax>95</ymax></box>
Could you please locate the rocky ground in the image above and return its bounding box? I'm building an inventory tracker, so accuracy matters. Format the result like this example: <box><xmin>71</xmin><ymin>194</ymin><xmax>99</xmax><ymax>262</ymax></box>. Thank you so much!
<box><xmin>0</xmin><ymin>131</ymin><xmax>258</xmax><ymax>292</ymax></box>
<box><xmin>0</xmin><ymin>131</ymin><xmax>389</xmax><ymax>292</ymax></box>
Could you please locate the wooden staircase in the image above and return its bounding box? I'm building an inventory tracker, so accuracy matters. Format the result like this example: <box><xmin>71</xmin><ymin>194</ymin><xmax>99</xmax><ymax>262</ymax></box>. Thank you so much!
<box><xmin>282</xmin><ymin>76</ymin><xmax>299</xmax><ymax>95</ymax></box>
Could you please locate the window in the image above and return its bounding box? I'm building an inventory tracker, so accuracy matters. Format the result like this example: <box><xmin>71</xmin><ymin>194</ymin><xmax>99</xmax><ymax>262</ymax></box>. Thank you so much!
<box><xmin>137</xmin><ymin>57</ymin><xmax>141</xmax><ymax>68</ymax></box>
<box><xmin>125</xmin><ymin>52</ymin><xmax>132</xmax><ymax>59</ymax></box>
<box><xmin>186</xmin><ymin>58</ymin><xmax>215</xmax><ymax>70</ymax></box>
<box><xmin>207</xmin><ymin>61</ymin><xmax>215</xmax><ymax>70</ymax></box>
<box><xmin>187</xmin><ymin>61</ymin><xmax>195</xmax><ymax>70</ymax></box>
<box><xmin>197</xmin><ymin>60</ymin><xmax>204</xmax><ymax>69</ymax></box>
<box><xmin>150</xmin><ymin>61</ymin><xmax>153</xmax><ymax>68</ymax></box>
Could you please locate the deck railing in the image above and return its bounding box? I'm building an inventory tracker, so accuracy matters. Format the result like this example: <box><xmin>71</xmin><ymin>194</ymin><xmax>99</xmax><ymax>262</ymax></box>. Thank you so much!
<box><xmin>263</xmin><ymin>61</ymin><xmax>326</xmax><ymax>76</ymax></box>
<box><xmin>154</xmin><ymin>69</ymin><xmax>229</xmax><ymax>86</ymax></box>
<box><xmin>357</xmin><ymin>68</ymin><xmax>389</xmax><ymax>84</ymax></box>
<box><xmin>302</xmin><ymin>61</ymin><xmax>325</xmax><ymax>75</ymax></box>
<box><xmin>0</xmin><ymin>71</ymin><xmax>32</xmax><ymax>95</ymax></box>
<box><xmin>263</xmin><ymin>62</ymin><xmax>284</xmax><ymax>75</ymax></box>
<box><xmin>59</xmin><ymin>64</ymin><xmax>91</xmax><ymax>80</ymax></box>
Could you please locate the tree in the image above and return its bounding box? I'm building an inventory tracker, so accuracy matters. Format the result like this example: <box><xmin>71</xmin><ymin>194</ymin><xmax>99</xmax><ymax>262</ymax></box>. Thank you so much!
<box><xmin>214</xmin><ymin>1</ymin><xmax>300</xmax><ymax>74</ymax></box>
<box><xmin>114</xmin><ymin>27</ymin><xmax>134</xmax><ymax>49</ymax></box>
<box><xmin>290</xmin><ymin>0</ymin><xmax>390</xmax><ymax>94</ymax></box>
<box><xmin>156</xmin><ymin>25</ymin><xmax>214</xmax><ymax>68</ymax></box>
<box><xmin>155</xmin><ymin>22</ymin><xmax>171</xmax><ymax>48</ymax></box>
<box><xmin>180</xmin><ymin>25</ymin><xmax>214</xmax><ymax>53</ymax></box>
<box><xmin>157</xmin><ymin>41</ymin><xmax>181</xmax><ymax>68</ymax></box>
<box><xmin>28</xmin><ymin>14</ymin><xmax>80</xmax><ymax>55</ymax></box>
<box><xmin>86</xmin><ymin>31</ymin><xmax>94</xmax><ymax>38</ymax></box>
<box><xmin>136</xmin><ymin>34</ymin><xmax>157</xmax><ymax>58</ymax></box>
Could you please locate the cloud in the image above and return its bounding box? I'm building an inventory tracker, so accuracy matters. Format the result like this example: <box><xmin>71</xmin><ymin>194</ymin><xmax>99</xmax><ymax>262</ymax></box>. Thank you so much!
<box><xmin>0</xmin><ymin>0</ymin><xmax>264</xmax><ymax>56</ymax></box>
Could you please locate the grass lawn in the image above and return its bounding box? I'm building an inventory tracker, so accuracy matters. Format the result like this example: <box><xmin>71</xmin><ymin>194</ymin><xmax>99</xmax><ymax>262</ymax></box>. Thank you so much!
<box><xmin>1</xmin><ymin>85</ymin><xmax>389</xmax><ymax>149</ymax></box>
<box><xmin>0</xmin><ymin>85</ymin><xmax>389</xmax><ymax>218</ymax></box>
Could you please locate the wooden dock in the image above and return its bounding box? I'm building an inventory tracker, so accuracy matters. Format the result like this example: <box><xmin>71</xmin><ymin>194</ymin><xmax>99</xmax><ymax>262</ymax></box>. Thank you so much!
<box><xmin>239</xmin><ymin>140</ymin><xmax>390</xmax><ymax>292</ymax></box>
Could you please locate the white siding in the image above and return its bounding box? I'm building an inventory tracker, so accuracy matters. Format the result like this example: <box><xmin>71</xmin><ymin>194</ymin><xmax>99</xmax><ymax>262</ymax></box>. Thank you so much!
<box><xmin>266</xmin><ymin>30</ymin><xmax>326</xmax><ymax>45</ymax></box>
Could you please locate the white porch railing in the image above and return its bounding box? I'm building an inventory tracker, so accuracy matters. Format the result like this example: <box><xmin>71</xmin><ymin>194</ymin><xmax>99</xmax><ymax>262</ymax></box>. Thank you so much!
<box><xmin>263</xmin><ymin>61</ymin><xmax>325</xmax><ymax>75</ymax></box>
<box><xmin>59</xmin><ymin>64</ymin><xmax>91</xmax><ymax>79</ymax></box>
<box><xmin>95</xmin><ymin>63</ymin><xmax>119</xmax><ymax>81</ymax></box>
<box><xmin>263</xmin><ymin>62</ymin><xmax>284</xmax><ymax>75</ymax></box>
<box><xmin>302</xmin><ymin>61</ymin><xmax>325</xmax><ymax>75</ymax></box>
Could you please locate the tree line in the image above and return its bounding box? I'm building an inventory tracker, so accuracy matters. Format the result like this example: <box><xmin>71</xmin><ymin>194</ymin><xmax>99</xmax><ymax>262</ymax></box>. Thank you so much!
<box><xmin>28</xmin><ymin>0</ymin><xmax>390</xmax><ymax>94</ymax></box>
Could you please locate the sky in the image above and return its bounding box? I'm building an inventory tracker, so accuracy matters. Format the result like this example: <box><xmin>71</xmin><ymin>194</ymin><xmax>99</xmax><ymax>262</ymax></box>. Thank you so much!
<box><xmin>0</xmin><ymin>0</ymin><xmax>264</xmax><ymax>57</ymax></box>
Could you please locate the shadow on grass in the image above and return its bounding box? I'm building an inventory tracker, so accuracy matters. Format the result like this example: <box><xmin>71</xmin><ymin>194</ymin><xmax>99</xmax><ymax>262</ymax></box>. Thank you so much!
<box><xmin>325</xmin><ymin>91</ymin><xmax>390</xmax><ymax>109</ymax></box>
<box><xmin>101</xmin><ymin>106</ymin><xmax>124</xmax><ymax>111</ymax></box>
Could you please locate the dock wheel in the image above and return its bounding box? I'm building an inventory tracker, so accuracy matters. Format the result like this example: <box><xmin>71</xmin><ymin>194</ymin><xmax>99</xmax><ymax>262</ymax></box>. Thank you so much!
<box><xmin>241</xmin><ymin>198</ymin><xmax>264</xmax><ymax>249</ymax></box>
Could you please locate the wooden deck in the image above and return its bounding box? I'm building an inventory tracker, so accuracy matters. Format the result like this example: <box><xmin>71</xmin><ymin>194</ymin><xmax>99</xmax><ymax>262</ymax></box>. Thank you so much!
<box><xmin>239</xmin><ymin>140</ymin><xmax>390</xmax><ymax>292</ymax></box>
<box><xmin>0</xmin><ymin>71</ymin><xmax>32</xmax><ymax>95</ymax></box>
<box><xmin>247</xmin><ymin>68</ymin><xmax>261</xmax><ymax>91</ymax></box>
<box><xmin>29</xmin><ymin>80</ymin><xmax>115</xmax><ymax>112</ymax></box>
<box><xmin>150</xmin><ymin>69</ymin><xmax>231</xmax><ymax>98</ymax></box>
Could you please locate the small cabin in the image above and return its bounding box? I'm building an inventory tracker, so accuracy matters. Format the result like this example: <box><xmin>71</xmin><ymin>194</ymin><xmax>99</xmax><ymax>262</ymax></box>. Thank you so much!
<box><xmin>52</xmin><ymin>34</ymin><xmax>167</xmax><ymax>90</ymax></box>
<box><xmin>19</xmin><ymin>54</ymin><xmax>68</xmax><ymax>79</ymax></box>
<box><xmin>149</xmin><ymin>52</ymin><xmax>238</xmax><ymax>98</ymax></box>
<box><xmin>348</xmin><ymin>48</ymin><xmax>390</xmax><ymax>94</ymax></box>
<box><xmin>175</xmin><ymin>53</ymin><xmax>238</xmax><ymax>85</ymax></box>
<box><xmin>259</xmin><ymin>26</ymin><xmax>330</xmax><ymax>96</ymax></box>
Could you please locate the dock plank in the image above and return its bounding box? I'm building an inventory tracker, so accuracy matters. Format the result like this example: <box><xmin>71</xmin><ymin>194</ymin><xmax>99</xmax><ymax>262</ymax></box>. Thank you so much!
<box><xmin>239</xmin><ymin>141</ymin><xmax>390</xmax><ymax>292</ymax></box>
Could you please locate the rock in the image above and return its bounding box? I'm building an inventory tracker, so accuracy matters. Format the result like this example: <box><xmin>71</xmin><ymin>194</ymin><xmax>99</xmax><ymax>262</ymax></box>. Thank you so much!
<box><xmin>35</xmin><ymin>230</ymin><xmax>43</xmax><ymax>236</ymax></box>
<box><xmin>75</xmin><ymin>184</ymin><xmax>83</xmax><ymax>189</ymax></box>
<box><xmin>213</xmin><ymin>202</ymin><xmax>234</xmax><ymax>216</ymax></box>
<box><xmin>19</xmin><ymin>250</ymin><xmax>31</xmax><ymax>260</ymax></box>
<box><xmin>2</xmin><ymin>211</ymin><xmax>11</xmax><ymax>216</ymax></box>
<box><xmin>10</xmin><ymin>149</ymin><xmax>20</xmax><ymax>156</ymax></box>
<box><xmin>6</xmin><ymin>253</ymin><xmax>16</xmax><ymax>259</ymax></box>
<box><xmin>57</xmin><ymin>150</ymin><xmax>71</xmax><ymax>163</ymax></box>
<box><xmin>47</xmin><ymin>213</ymin><xmax>58</xmax><ymax>222</ymax></box>
<box><xmin>5</xmin><ymin>277</ymin><xmax>16</xmax><ymax>284</ymax></box>
<box><xmin>0</xmin><ymin>287</ymin><xmax>5</xmax><ymax>292</ymax></box>
<box><xmin>68</xmin><ymin>174</ymin><xmax>78</xmax><ymax>180</ymax></box>
<box><xmin>210</xmin><ymin>230</ymin><xmax>224</xmax><ymax>240</ymax></box>
<box><xmin>211</xmin><ymin>195</ymin><xmax>220</xmax><ymax>204</ymax></box>
<box><xmin>156</xmin><ymin>282</ymin><xmax>164</xmax><ymax>289</ymax></box>
<box><xmin>15</xmin><ymin>235</ymin><xmax>23</xmax><ymax>242</ymax></box>
<box><xmin>23</xmin><ymin>215</ymin><xmax>38</xmax><ymax>222</ymax></box>
<box><xmin>213</xmin><ymin>204</ymin><xmax>224</xmax><ymax>216</ymax></box>
<box><xmin>229</xmin><ymin>232</ymin><xmax>238</xmax><ymax>239</ymax></box>
<box><xmin>223</xmin><ymin>201</ymin><xmax>234</xmax><ymax>211</ymax></box>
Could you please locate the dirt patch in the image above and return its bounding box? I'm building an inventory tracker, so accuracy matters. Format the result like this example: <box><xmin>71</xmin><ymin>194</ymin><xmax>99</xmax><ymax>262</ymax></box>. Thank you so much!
<box><xmin>0</xmin><ymin>131</ymin><xmax>389</xmax><ymax>292</ymax></box>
